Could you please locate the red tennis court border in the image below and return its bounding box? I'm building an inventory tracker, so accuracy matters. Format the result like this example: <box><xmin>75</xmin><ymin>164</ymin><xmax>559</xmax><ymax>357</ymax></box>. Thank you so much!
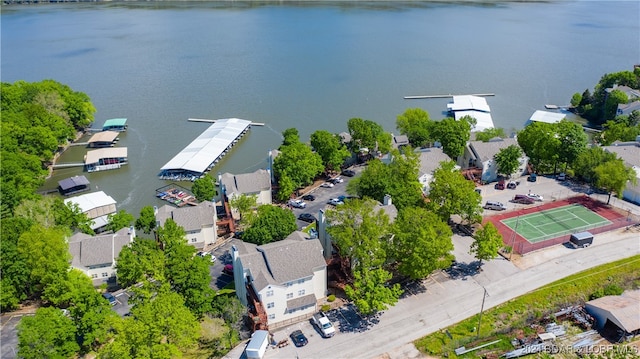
<box><xmin>484</xmin><ymin>195</ymin><xmax>635</xmax><ymax>254</ymax></box>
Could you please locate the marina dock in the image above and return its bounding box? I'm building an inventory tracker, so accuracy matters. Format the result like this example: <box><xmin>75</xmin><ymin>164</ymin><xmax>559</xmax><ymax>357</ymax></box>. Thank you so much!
<box><xmin>404</xmin><ymin>93</ymin><xmax>494</xmax><ymax>99</ymax></box>
<box><xmin>188</xmin><ymin>118</ymin><xmax>265</xmax><ymax>126</ymax></box>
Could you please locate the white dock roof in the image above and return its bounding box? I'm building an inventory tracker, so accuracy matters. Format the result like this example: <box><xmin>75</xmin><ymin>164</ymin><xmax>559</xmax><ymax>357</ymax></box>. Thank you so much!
<box><xmin>454</xmin><ymin>110</ymin><xmax>495</xmax><ymax>132</ymax></box>
<box><xmin>161</xmin><ymin>118</ymin><xmax>251</xmax><ymax>174</ymax></box>
<box><xmin>528</xmin><ymin>110</ymin><xmax>566</xmax><ymax>124</ymax></box>
<box><xmin>64</xmin><ymin>191</ymin><xmax>116</xmax><ymax>213</ymax></box>
<box><xmin>84</xmin><ymin>147</ymin><xmax>128</xmax><ymax>165</ymax></box>
<box><xmin>447</xmin><ymin>95</ymin><xmax>491</xmax><ymax>113</ymax></box>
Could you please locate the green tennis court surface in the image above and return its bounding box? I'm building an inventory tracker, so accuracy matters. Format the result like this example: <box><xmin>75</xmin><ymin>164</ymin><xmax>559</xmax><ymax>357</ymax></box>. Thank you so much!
<box><xmin>500</xmin><ymin>204</ymin><xmax>611</xmax><ymax>243</ymax></box>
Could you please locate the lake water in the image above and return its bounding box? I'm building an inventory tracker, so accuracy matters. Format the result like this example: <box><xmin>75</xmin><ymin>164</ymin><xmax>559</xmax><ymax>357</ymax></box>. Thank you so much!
<box><xmin>2</xmin><ymin>1</ymin><xmax>638</xmax><ymax>216</ymax></box>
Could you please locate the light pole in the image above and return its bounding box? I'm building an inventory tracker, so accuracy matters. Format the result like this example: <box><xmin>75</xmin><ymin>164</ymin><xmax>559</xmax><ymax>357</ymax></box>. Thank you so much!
<box><xmin>476</xmin><ymin>286</ymin><xmax>489</xmax><ymax>338</ymax></box>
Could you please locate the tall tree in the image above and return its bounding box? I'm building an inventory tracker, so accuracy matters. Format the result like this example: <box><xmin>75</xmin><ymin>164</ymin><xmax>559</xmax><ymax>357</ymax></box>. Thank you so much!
<box><xmin>345</xmin><ymin>267</ymin><xmax>402</xmax><ymax>316</ymax></box>
<box><xmin>573</xmin><ymin>147</ymin><xmax>618</xmax><ymax>184</ymax></box>
<box><xmin>555</xmin><ymin>119</ymin><xmax>588</xmax><ymax>171</ymax></box>
<box><xmin>115</xmin><ymin>238</ymin><xmax>166</xmax><ymax>287</ymax></box>
<box><xmin>0</xmin><ymin>216</ymin><xmax>32</xmax><ymax>310</ymax></box>
<box><xmin>427</xmin><ymin>161</ymin><xmax>482</xmax><ymax>225</ymax></box>
<box><xmin>395</xmin><ymin>108</ymin><xmax>434</xmax><ymax>147</ymax></box>
<box><xmin>474</xmin><ymin>127</ymin><xmax>507</xmax><ymax>142</ymax></box>
<box><xmin>598</xmin><ymin>120</ymin><xmax>640</xmax><ymax>146</ymax></box>
<box><xmin>191</xmin><ymin>174</ymin><xmax>217</xmax><ymax>201</ymax></box>
<box><xmin>347</xmin><ymin>117</ymin><xmax>392</xmax><ymax>154</ymax></box>
<box><xmin>470</xmin><ymin>222</ymin><xmax>503</xmax><ymax>266</ymax></box>
<box><xmin>273</xmin><ymin>128</ymin><xmax>324</xmax><ymax>200</ymax></box>
<box><xmin>310</xmin><ymin>130</ymin><xmax>351</xmax><ymax>172</ymax></box>
<box><xmin>604</xmin><ymin>89</ymin><xmax>629</xmax><ymax>122</ymax></box>
<box><xmin>18</xmin><ymin>307</ymin><xmax>80</xmax><ymax>359</ymax></box>
<box><xmin>135</xmin><ymin>205</ymin><xmax>157</xmax><ymax>235</ymax></box>
<box><xmin>594</xmin><ymin>159</ymin><xmax>637</xmax><ymax>204</ymax></box>
<box><xmin>229</xmin><ymin>193</ymin><xmax>258</xmax><ymax>225</ymax></box>
<box><xmin>106</xmin><ymin>210</ymin><xmax>134</xmax><ymax>233</ymax></box>
<box><xmin>432</xmin><ymin>117</ymin><xmax>472</xmax><ymax>159</ymax></box>
<box><xmin>242</xmin><ymin>205</ymin><xmax>297</xmax><ymax>245</ymax></box>
<box><xmin>392</xmin><ymin>207</ymin><xmax>453</xmax><ymax>279</ymax></box>
<box><xmin>517</xmin><ymin>121</ymin><xmax>560</xmax><ymax>173</ymax></box>
<box><xmin>494</xmin><ymin>145</ymin><xmax>523</xmax><ymax>178</ymax></box>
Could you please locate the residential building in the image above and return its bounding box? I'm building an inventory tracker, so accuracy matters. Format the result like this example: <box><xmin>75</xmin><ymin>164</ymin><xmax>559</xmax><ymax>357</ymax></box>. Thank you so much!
<box><xmin>616</xmin><ymin>101</ymin><xmax>640</xmax><ymax>117</ymax></box>
<box><xmin>64</xmin><ymin>191</ymin><xmax>117</xmax><ymax>233</ymax></box>
<box><xmin>220</xmin><ymin>169</ymin><xmax>272</xmax><ymax>206</ymax></box>
<box><xmin>68</xmin><ymin>227</ymin><xmax>135</xmax><ymax>285</ymax></box>
<box><xmin>416</xmin><ymin>147</ymin><xmax>453</xmax><ymax>195</ymax></box>
<box><xmin>606</xmin><ymin>85</ymin><xmax>640</xmax><ymax>101</ymax></box>
<box><xmin>155</xmin><ymin>201</ymin><xmax>218</xmax><ymax>249</ymax></box>
<box><xmin>392</xmin><ymin>134</ymin><xmax>410</xmax><ymax>150</ymax></box>
<box><xmin>231</xmin><ymin>232</ymin><xmax>327</xmax><ymax>329</ymax></box>
<box><xmin>603</xmin><ymin>140</ymin><xmax>640</xmax><ymax>204</ymax></box>
<box><xmin>460</xmin><ymin>138</ymin><xmax>528</xmax><ymax>183</ymax></box>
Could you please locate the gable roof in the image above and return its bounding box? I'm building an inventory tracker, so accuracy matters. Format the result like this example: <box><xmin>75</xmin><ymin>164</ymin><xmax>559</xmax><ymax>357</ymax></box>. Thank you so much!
<box><xmin>447</xmin><ymin>95</ymin><xmax>491</xmax><ymax>112</ymax></box>
<box><xmin>236</xmin><ymin>232</ymin><xmax>326</xmax><ymax>292</ymax></box>
<box><xmin>392</xmin><ymin>135</ymin><xmax>409</xmax><ymax>147</ymax></box>
<box><xmin>64</xmin><ymin>191</ymin><xmax>116</xmax><ymax>214</ymax></box>
<box><xmin>221</xmin><ymin>169</ymin><xmax>271</xmax><ymax>197</ymax></box>
<box><xmin>606</xmin><ymin>85</ymin><xmax>640</xmax><ymax>99</ymax></box>
<box><xmin>417</xmin><ymin>147</ymin><xmax>452</xmax><ymax>177</ymax></box>
<box><xmin>88</xmin><ymin>131</ymin><xmax>119</xmax><ymax>144</ymax></box>
<box><xmin>617</xmin><ymin>101</ymin><xmax>640</xmax><ymax>116</ymax></box>
<box><xmin>58</xmin><ymin>175</ymin><xmax>90</xmax><ymax>191</ymax></box>
<box><xmin>155</xmin><ymin>200</ymin><xmax>216</xmax><ymax>231</ymax></box>
<box><xmin>68</xmin><ymin>227</ymin><xmax>134</xmax><ymax>269</ymax></box>
<box><xmin>469</xmin><ymin>137</ymin><xmax>520</xmax><ymax>162</ymax></box>
<box><xmin>84</xmin><ymin>147</ymin><xmax>128</xmax><ymax>164</ymax></box>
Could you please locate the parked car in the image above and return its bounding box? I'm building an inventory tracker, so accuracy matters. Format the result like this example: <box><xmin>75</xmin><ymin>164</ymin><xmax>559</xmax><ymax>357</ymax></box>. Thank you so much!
<box><xmin>507</xmin><ymin>181</ymin><xmax>518</xmax><ymax>189</ymax></box>
<box><xmin>320</xmin><ymin>182</ymin><xmax>334</xmax><ymax>188</ymax></box>
<box><xmin>302</xmin><ymin>194</ymin><xmax>316</xmax><ymax>201</ymax></box>
<box><xmin>223</xmin><ymin>264</ymin><xmax>234</xmax><ymax>275</ymax></box>
<box><xmin>312</xmin><ymin>312</ymin><xmax>336</xmax><ymax>338</ymax></box>
<box><xmin>341</xmin><ymin>169</ymin><xmax>356</xmax><ymax>177</ymax></box>
<box><xmin>102</xmin><ymin>292</ymin><xmax>117</xmax><ymax>306</ymax></box>
<box><xmin>557</xmin><ymin>173</ymin><xmax>566</xmax><ymax>181</ymax></box>
<box><xmin>484</xmin><ymin>201</ymin><xmax>507</xmax><ymax>210</ymax></box>
<box><xmin>512</xmin><ymin>194</ymin><xmax>535</xmax><ymax>204</ymax></box>
<box><xmin>298</xmin><ymin>213</ymin><xmax>317</xmax><ymax>223</ymax></box>
<box><xmin>289</xmin><ymin>199</ymin><xmax>307</xmax><ymax>208</ymax></box>
<box><xmin>495</xmin><ymin>180</ymin><xmax>505</xmax><ymax>190</ymax></box>
<box><xmin>527</xmin><ymin>193</ymin><xmax>544</xmax><ymax>201</ymax></box>
<box><xmin>527</xmin><ymin>173</ymin><xmax>537</xmax><ymax>182</ymax></box>
<box><xmin>290</xmin><ymin>330</ymin><xmax>308</xmax><ymax>347</ymax></box>
<box><xmin>197</xmin><ymin>251</ymin><xmax>216</xmax><ymax>262</ymax></box>
<box><xmin>328</xmin><ymin>198</ymin><xmax>344</xmax><ymax>206</ymax></box>
<box><xmin>329</xmin><ymin>176</ymin><xmax>344</xmax><ymax>184</ymax></box>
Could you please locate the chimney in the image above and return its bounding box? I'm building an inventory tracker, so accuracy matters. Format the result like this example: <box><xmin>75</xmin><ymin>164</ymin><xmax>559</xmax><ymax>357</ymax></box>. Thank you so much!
<box><xmin>383</xmin><ymin>194</ymin><xmax>392</xmax><ymax>206</ymax></box>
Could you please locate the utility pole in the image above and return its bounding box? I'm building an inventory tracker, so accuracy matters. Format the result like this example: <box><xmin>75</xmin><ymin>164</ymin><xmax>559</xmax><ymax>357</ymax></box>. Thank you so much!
<box><xmin>476</xmin><ymin>286</ymin><xmax>488</xmax><ymax>338</ymax></box>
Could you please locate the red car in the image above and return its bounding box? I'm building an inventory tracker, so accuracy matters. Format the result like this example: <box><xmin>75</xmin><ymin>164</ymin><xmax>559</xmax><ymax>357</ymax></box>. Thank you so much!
<box><xmin>223</xmin><ymin>264</ymin><xmax>233</xmax><ymax>276</ymax></box>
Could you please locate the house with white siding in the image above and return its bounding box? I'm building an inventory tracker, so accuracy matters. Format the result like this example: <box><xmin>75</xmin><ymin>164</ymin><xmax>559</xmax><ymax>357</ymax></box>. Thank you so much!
<box><xmin>603</xmin><ymin>140</ymin><xmax>640</xmax><ymax>204</ymax></box>
<box><xmin>231</xmin><ymin>232</ymin><xmax>327</xmax><ymax>330</ymax></box>
<box><xmin>68</xmin><ymin>227</ymin><xmax>135</xmax><ymax>285</ymax></box>
<box><xmin>460</xmin><ymin>137</ymin><xmax>528</xmax><ymax>183</ymax></box>
<box><xmin>416</xmin><ymin>147</ymin><xmax>454</xmax><ymax>195</ymax></box>
<box><xmin>155</xmin><ymin>201</ymin><xmax>218</xmax><ymax>249</ymax></box>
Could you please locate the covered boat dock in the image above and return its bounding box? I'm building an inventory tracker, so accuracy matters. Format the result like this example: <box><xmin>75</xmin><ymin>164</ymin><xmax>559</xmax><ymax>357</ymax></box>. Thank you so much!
<box><xmin>159</xmin><ymin>118</ymin><xmax>252</xmax><ymax>181</ymax></box>
<box><xmin>58</xmin><ymin>175</ymin><xmax>91</xmax><ymax>196</ymax></box>
<box><xmin>447</xmin><ymin>95</ymin><xmax>495</xmax><ymax>132</ymax></box>
<box><xmin>102</xmin><ymin>118</ymin><xmax>128</xmax><ymax>132</ymax></box>
<box><xmin>87</xmin><ymin>131</ymin><xmax>120</xmax><ymax>148</ymax></box>
<box><xmin>84</xmin><ymin>147</ymin><xmax>128</xmax><ymax>172</ymax></box>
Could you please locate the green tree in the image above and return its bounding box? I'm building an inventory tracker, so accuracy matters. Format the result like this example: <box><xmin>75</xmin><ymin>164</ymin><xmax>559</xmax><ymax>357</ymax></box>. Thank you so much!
<box><xmin>347</xmin><ymin>118</ymin><xmax>392</xmax><ymax>153</ymax></box>
<box><xmin>242</xmin><ymin>205</ymin><xmax>297</xmax><ymax>245</ymax></box>
<box><xmin>599</xmin><ymin>120</ymin><xmax>640</xmax><ymax>145</ymax></box>
<box><xmin>134</xmin><ymin>205</ymin><xmax>157</xmax><ymax>234</ymax></box>
<box><xmin>273</xmin><ymin>128</ymin><xmax>324</xmax><ymax>199</ymax></box>
<box><xmin>229</xmin><ymin>193</ymin><xmax>258</xmax><ymax>225</ymax></box>
<box><xmin>570</xmin><ymin>92</ymin><xmax>582</xmax><ymax>107</ymax></box>
<box><xmin>116</xmin><ymin>238</ymin><xmax>166</xmax><ymax>287</ymax></box>
<box><xmin>345</xmin><ymin>267</ymin><xmax>402</xmax><ymax>315</ymax></box>
<box><xmin>594</xmin><ymin>159</ymin><xmax>637</xmax><ymax>204</ymax></box>
<box><xmin>18</xmin><ymin>225</ymin><xmax>71</xmax><ymax>298</ymax></box>
<box><xmin>494</xmin><ymin>145</ymin><xmax>522</xmax><ymax>178</ymax></box>
<box><xmin>474</xmin><ymin>127</ymin><xmax>507</xmax><ymax>142</ymax></box>
<box><xmin>392</xmin><ymin>207</ymin><xmax>453</xmax><ymax>279</ymax></box>
<box><xmin>427</xmin><ymin>161</ymin><xmax>482</xmax><ymax>225</ymax></box>
<box><xmin>604</xmin><ymin>89</ymin><xmax>629</xmax><ymax>122</ymax></box>
<box><xmin>192</xmin><ymin>174</ymin><xmax>217</xmax><ymax>202</ymax></box>
<box><xmin>573</xmin><ymin>147</ymin><xmax>618</xmax><ymax>184</ymax></box>
<box><xmin>470</xmin><ymin>222</ymin><xmax>503</xmax><ymax>266</ymax></box>
<box><xmin>0</xmin><ymin>216</ymin><xmax>32</xmax><ymax>310</ymax></box>
<box><xmin>517</xmin><ymin>121</ymin><xmax>560</xmax><ymax>173</ymax></box>
<box><xmin>106</xmin><ymin>210</ymin><xmax>134</xmax><ymax>233</ymax></box>
<box><xmin>432</xmin><ymin>117</ymin><xmax>471</xmax><ymax>159</ymax></box>
<box><xmin>18</xmin><ymin>306</ymin><xmax>80</xmax><ymax>359</ymax></box>
<box><xmin>556</xmin><ymin>120</ymin><xmax>588</xmax><ymax>171</ymax></box>
<box><xmin>310</xmin><ymin>130</ymin><xmax>351</xmax><ymax>172</ymax></box>
<box><xmin>395</xmin><ymin>108</ymin><xmax>434</xmax><ymax>147</ymax></box>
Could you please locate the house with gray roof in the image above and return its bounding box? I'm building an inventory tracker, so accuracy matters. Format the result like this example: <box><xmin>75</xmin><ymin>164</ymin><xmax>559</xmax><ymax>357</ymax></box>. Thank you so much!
<box><xmin>416</xmin><ymin>147</ymin><xmax>454</xmax><ymax>195</ymax></box>
<box><xmin>64</xmin><ymin>191</ymin><xmax>117</xmax><ymax>233</ymax></box>
<box><xmin>155</xmin><ymin>201</ymin><xmax>218</xmax><ymax>249</ymax></box>
<box><xmin>231</xmin><ymin>232</ymin><xmax>327</xmax><ymax>329</ymax></box>
<box><xmin>460</xmin><ymin>137</ymin><xmax>528</xmax><ymax>183</ymax></box>
<box><xmin>603</xmin><ymin>140</ymin><xmax>640</xmax><ymax>204</ymax></box>
<box><xmin>68</xmin><ymin>227</ymin><xmax>135</xmax><ymax>285</ymax></box>
<box><xmin>220</xmin><ymin>169</ymin><xmax>272</xmax><ymax>209</ymax></box>
<box><xmin>392</xmin><ymin>134</ymin><xmax>410</xmax><ymax>149</ymax></box>
<box><xmin>616</xmin><ymin>100</ymin><xmax>640</xmax><ymax>117</ymax></box>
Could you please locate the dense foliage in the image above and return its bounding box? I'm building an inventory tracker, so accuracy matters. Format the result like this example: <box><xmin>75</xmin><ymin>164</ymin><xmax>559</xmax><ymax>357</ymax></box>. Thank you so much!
<box><xmin>493</xmin><ymin>145</ymin><xmax>523</xmax><ymax>178</ymax></box>
<box><xmin>427</xmin><ymin>161</ymin><xmax>483</xmax><ymax>225</ymax></box>
<box><xmin>1</xmin><ymin>80</ymin><xmax>95</xmax><ymax>215</ymax></box>
<box><xmin>272</xmin><ymin>128</ymin><xmax>324</xmax><ymax>200</ymax></box>
<box><xmin>396</xmin><ymin>108</ymin><xmax>435</xmax><ymax>147</ymax></box>
<box><xmin>310</xmin><ymin>130</ymin><xmax>351</xmax><ymax>172</ymax></box>
<box><xmin>347</xmin><ymin>117</ymin><xmax>392</xmax><ymax>154</ymax></box>
<box><xmin>191</xmin><ymin>174</ymin><xmax>217</xmax><ymax>202</ymax></box>
<box><xmin>241</xmin><ymin>205</ymin><xmax>297</xmax><ymax>245</ymax></box>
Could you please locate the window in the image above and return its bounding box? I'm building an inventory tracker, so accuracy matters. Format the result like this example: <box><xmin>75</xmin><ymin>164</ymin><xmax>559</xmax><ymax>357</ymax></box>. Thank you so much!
<box><xmin>298</xmin><ymin>289</ymin><xmax>305</xmax><ymax>296</ymax></box>
<box><xmin>286</xmin><ymin>282</ymin><xmax>293</xmax><ymax>287</ymax></box>
<box><xmin>286</xmin><ymin>293</ymin><xmax>293</xmax><ymax>299</ymax></box>
<box><xmin>91</xmin><ymin>274</ymin><xmax>98</xmax><ymax>279</ymax></box>
<box><xmin>267</xmin><ymin>302</ymin><xmax>274</xmax><ymax>309</ymax></box>
<box><xmin>102</xmin><ymin>272</ymin><xmax>109</xmax><ymax>277</ymax></box>
<box><xmin>266</xmin><ymin>290</ymin><xmax>274</xmax><ymax>297</ymax></box>
<box><xmin>268</xmin><ymin>314</ymin><xmax>275</xmax><ymax>320</ymax></box>
<box><xmin>191</xmin><ymin>238</ymin><xmax>197</xmax><ymax>243</ymax></box>
<box><xmin>297</xmin><ymin>278</ymin><xmax>305</xmax><ymax>284</ymax></box>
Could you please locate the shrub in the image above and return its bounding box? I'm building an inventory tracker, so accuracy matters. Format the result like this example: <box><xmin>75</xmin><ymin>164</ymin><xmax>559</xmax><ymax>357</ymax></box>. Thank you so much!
<box><xmin>327</xmin><ymin>294</ymin><xmax>336</xmax><ymax>302</ymax></box>
<box><xmin>321</xmin><ymin>304</ymin><xmax>331</xmax><ymax>312</ymax></box>
<box><xmin>589</xmin><ymin>284</ymin><xmax>624</xmax><ymax>300</ymax></box>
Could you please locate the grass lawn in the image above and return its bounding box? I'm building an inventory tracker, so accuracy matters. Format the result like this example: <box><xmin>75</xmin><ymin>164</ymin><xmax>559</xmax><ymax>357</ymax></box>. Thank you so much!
<box><xmin>414</xmin><ymin>255</ymin><xmax>640</xmax><ymax>358</ymax></box>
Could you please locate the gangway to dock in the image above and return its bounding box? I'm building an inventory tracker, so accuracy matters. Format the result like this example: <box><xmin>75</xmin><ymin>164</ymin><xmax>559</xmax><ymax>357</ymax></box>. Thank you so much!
<box><xmin>52</xmin><ymin>162</ymin><xmax>85</xmax><ymax>169</ymax></box>
<box><xmin>188</xmin><ymin>118</ymin><xmax>265</xmax><ymax>126</ymax></box>
<box><xmin>404</xmin><ymin>93</ymin><xmax>494</xmax><ymax>99</ymax></box>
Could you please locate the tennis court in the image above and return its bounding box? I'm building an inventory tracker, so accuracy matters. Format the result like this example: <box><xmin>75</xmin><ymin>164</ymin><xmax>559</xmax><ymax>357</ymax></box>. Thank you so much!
<box><xmin>500</xmin><ymin>204</ymin><xmax>612</xmax><ymax>243</ymax></box>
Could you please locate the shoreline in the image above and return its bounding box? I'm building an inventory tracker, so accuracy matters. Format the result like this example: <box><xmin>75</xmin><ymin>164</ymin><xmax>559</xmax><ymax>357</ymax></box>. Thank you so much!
<box><xmin>46</xmin><ymin>129</ymin><xmax>87</xmax><ymax>180</ymax></box>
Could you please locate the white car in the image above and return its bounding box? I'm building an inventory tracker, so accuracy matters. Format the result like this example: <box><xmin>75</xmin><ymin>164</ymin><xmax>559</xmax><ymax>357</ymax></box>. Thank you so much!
<box><xmin>328</xmin><ymin>198</ymin><xmax>344</xmax><ymax>206</ymax></box>
<box><xmin>289</xmin><ymin>199</ymin><xmax>307</xmax><ymax>209</ymax></box>
<box><xmin>527</xmin><ymin>193</ymin><xmax>544</xmax><ymax>201</ymax></box>
<box><xmin>320</xmin><ymin>182</ymin><xmax>334</xmax><ymax>188</ymax></box>
<box><xmin>197</xmin><ymin>251</ymin><xmax>216</xmax><ymax>262</ymax></box>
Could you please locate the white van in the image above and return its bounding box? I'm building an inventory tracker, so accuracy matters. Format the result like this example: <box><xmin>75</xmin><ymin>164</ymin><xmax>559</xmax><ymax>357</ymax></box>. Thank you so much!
<box><xmin>484</xmin><ymin>201</ymin><xmax>506</xmax><ymax>211</ymax></box>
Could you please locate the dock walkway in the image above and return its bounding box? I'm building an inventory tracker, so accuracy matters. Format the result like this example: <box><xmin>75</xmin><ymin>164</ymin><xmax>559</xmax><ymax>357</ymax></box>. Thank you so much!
<box><xmin>404</xmin><ymin>93</ymin><xmax>494</xmax><ymax>99</ymax></box>
<box><xmin>188</xmin><ymin>118</ymin><xmax>265</xmax><ymax>126</ymax></box>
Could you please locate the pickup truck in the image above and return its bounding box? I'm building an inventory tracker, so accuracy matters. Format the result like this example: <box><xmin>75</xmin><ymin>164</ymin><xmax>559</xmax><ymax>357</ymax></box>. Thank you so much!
<box><xmin>311</xmin><ymin>312</ymin><xmax>335</xmax><ymax>338</ymax></box>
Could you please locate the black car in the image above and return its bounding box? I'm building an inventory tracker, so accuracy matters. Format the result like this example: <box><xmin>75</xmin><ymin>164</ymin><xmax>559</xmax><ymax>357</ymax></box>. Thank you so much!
<box><xmin>341</xmin><ymin>169</ymin><xmax>356</xmax><ymax>177</ymax></box>
<box><xmin>302</xmin><ymin>194</ymin><xmax>316</xmax><ymax>201</ymax></box>
<box><xmin>290</xmin><ymin>330</ymin><xmax>308</xmax><ymax>347</ymax></box>
<box><xmin>527</xmin><ymin>173</ymin><xmax>537</xmax><ymax>182</ymax></box>
<box><xmin>298</xmin><ymin>213</ymin><xmax>317</xmax><ymax>223</ymax></box>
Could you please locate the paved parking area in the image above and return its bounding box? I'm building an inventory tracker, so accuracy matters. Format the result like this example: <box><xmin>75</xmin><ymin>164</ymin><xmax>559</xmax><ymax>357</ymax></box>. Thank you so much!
<box><xmin>0</xmin><ymin>313</ymin><xmax>29</xmax><ymax>359</ymax></box>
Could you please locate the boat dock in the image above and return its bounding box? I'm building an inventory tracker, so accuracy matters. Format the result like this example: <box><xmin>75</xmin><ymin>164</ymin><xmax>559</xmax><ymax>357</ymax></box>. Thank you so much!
<box><xmin>404</xmin><ymin>93</ymin><xmax>494</xmax><ymax>99</ymax></box>
<box><xmin>188</xmin><ymin>118</ymin><xmax>265</xmax><ymax>126</ymax></box>
<box><xmin>52</xmin><ymin>162</ymin><xmax>85</xmax><ymax>169</ymax></box>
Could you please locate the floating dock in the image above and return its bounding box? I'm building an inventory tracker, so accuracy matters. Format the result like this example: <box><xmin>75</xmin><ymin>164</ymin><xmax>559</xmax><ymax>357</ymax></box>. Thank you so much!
<box><xmin>404</xmin><ymin>93</ymin><xmax>494</xmax><ymax>99</ymax></box>
<box><xmin>188</xmin><ymin>118</ymin><xmax>265</xmax><ymax>126</ymax></box>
